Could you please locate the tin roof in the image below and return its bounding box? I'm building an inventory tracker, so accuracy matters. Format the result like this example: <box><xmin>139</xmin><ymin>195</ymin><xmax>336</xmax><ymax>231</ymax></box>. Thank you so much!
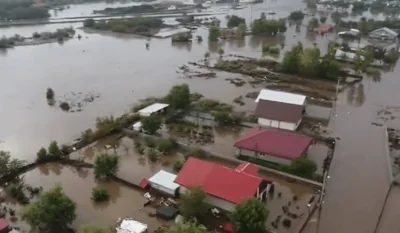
<box><xmin>254</xmin><ymin>99</ymin><xmax>304</xmax><ymax>123</ymax></box>
<box><xmin>255</xmin><ymin>89</ymin><xmax>306</xmax><ymax>106</ymax></box>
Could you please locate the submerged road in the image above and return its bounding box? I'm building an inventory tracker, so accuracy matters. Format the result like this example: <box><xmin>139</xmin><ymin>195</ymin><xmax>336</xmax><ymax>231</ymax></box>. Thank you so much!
<box><xmin>316</xmin><ymin>65</ymin><xmax>400</xmax><ymax>233</ymax></box>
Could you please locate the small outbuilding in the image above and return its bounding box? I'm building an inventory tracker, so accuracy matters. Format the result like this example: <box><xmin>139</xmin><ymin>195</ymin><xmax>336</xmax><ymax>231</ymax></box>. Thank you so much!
<box><xmin>157</xmin><ymin>206</ymin><xmax>179</xmax><ymax>220</ymax></box>
<box><xmin>0</xmin><ymin>218</ymin><xmax>9</xmax><ymax>233</ymax></box>
<box><xmin>148</xmin><ymin>170</ymin><xmax>180</xmax><ymax>196</ymax></box>
<box><xmin>116</xmin><ymin>218</ymin><xmax>148</xmax><ymax>233</ymax></box>
<box><xmin>138</xmin><ymin>103</ymin><xmax>169</xmax><ymax>117</ymax></box>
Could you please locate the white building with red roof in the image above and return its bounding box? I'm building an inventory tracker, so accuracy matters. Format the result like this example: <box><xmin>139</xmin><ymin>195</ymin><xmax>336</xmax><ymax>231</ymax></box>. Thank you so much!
<box><xmin>234</xmin><ymin>127</ymin><xmax>314</xmax><ymax>165</ymax></box>
<box><xmin>174</xmin><ymin>157</ymin><xmax>270</xmax><ymax>212</ymax></box>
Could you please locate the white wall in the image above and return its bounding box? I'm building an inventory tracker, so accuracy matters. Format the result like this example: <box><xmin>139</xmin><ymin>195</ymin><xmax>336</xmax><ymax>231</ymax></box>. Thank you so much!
<box><xmin>179</xmin><ymin>186</ymin><xmax>237</xmax><ymax>212</ymax></box>
<box><xmin>150</xmin><ymin>182</ymin><xmax>176</xmax><ymax>196</ymax></box>
<box><xmin>238</xmin><ymin>149</ymin><xmax>292</xmax><ymax>165</ymax></box>
<box><xmin>257</xmin><ymin>118</ymin><xmax>302</xmax><ymax>131</ymax></box>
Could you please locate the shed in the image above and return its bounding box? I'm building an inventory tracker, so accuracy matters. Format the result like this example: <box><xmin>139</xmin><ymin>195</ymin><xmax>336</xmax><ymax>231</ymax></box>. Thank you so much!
<box><xmin>157</xmin><ymin>206</ymin><xmax>179</xmax><ymax>220</ymax></box>
<box><xmin>138</xmin><ymin>103</ymin><xmax>169</xmax><ymax>117</ymax></box>
<box><xmin>0</xmin><ymin>218</ymin><xmax>9</xmax><ymax>233</ymax></box>
<box><xmin>148</xmin><ymin>170</ymin><xmax>180</xmax><ymax>196</ymax></box>
<box><xmin>116</xmin><ymin>218</ymin><xmax>148</xmax><ymax>233</ymax></box>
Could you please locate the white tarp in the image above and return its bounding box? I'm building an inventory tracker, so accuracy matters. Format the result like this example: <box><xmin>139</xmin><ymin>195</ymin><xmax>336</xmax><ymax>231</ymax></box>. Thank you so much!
<box><xmin>116</xmin><ymin>218</ymin><xmax>148</xmax><ymax>233</ymax></box>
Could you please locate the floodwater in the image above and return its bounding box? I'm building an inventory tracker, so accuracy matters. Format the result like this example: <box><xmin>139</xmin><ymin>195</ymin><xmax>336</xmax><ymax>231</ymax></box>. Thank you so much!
<box><xmin>1</xmin><ymin>0</ymin><xmax>400</xmax><ymax>232</ymax></box>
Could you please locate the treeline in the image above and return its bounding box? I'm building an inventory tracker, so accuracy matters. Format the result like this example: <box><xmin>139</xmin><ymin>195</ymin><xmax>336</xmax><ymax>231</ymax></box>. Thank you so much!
<box><xmin>0</xmin><ymin>0</ymin><xmax>49</xmax><ymax>20</ymax></box>
<box><xmin>337</xmin><ymin>18</ymin><xmax>400</xmax><ymax>34</ymax></box>
<box><xmin>93</xmin><ymin>4</ymin><xmax>157</xmax><ymax>15</ymax></box>
<box><xmin>83</xmin><ymin>17</ymin><xmax>163</xmax><ymax>34</ymax></box>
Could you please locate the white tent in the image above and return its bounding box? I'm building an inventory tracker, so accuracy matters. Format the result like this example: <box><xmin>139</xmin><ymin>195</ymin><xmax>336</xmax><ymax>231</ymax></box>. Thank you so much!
<box><xmin>116</xmin><ymin>218</ymin><xmax>148</xmax><ymax>233</ymax></box>
<box><xmin>148</xmin><ymin>170</ymin><xmax>180</xmax><ymax>196</ymax></box>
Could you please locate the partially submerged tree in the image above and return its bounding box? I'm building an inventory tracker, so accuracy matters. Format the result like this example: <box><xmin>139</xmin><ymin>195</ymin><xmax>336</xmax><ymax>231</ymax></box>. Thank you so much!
<box><xmin>231</xmin><ymin>198</ymin><xmax>268</xmax><ymax>233</ymax></box>
<box><xmin>141</xmin><ymin>115</ymin><xmax>162</xmax><ymax>134</ymax></box>
<box><xmin>167</xmin><ymin>220</ymin><xmax>208</xmax><ymax>233</ymax></box>
<box><xmin>281</xmin><ymin>157</ymin><xmax>317</xmax><ymax>179</ymax></box>
<box><xmin>48</xmin><ymin>140</ymin><xmax>61</xmax><ymax>157</ymax></box>
<box><xmin>94</xmin><ymin>153</ymin><xmax>120</xmax><ymax>180</ymax></box>
<box><xmin>180</xmin><ymin>187</ymin><xmax>209</xmax><ymax>220</ymax></box>
<box><xmin>22</xmin><ymin>185</ymin><xmax>76</xmax><ymax>233</ymax></box>
<box><xmin>204</xmin><ymin>52</ymin><xmax>210</xmax><ymax>61</ymax></box>
<box><xmin>208</xmin><ymin>25</ymin><xmax>221</xmax><ymax>41</ymax></box>
<box><xmin>46</xmin><ymin>88</ymin><xmax>54</xmax><ymax>99</ymax></box>
<box><xmin>165</xmin><ymin>84</ymin><xmax>191</xmax><ymax>110</ymax></box>
<box><xmin>218</xmin><ymin>48</ymin><xmax>225</xmax><ymax>58</ymax></box>
<box><xmin>79</xmin><ymin>224</ymin><xmax>112</xmax><ymax>233</ymax></box>
<box><xmin>0</xmin><ymin>150</ymin><xmax>26</xmax><ymax>177</ymax></box>
<box><xmin>227</xmin><ymin>15</ymin><xmax>246</xmax><ymax>28</ymax></box>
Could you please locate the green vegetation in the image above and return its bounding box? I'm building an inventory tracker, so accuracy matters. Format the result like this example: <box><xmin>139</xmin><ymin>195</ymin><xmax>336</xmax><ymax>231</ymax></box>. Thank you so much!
<box><xmin>281</xmin><ymin>43</ymin><xmax>341</xmax><ymax>80</ymax></box>
<box><xmin>147</xmin><ymin>148</ymin><xmax>158</xmax><ymax>162</ymax></box>
<box><xmin>307</xmin><ymin>18</ymin><xmax>319</xmax><ymax>30</ymax></box>
<box><xmin>166</xmin><ymin>220</ymin><xmax>208</xmax><ymax>233</ymax></box>
<box><xmin>288</xmin><ymin>11</ymin><xmax>305</xmax><ymax>21</ymax></box>
<box><xmin>94</xmin><ymin>153</ymin><xmax>120</xmax><ymax>180</ymax></box>
<box><xmin>227</xmin><ymin>15</ymin><xmax>246</xmax><ymax>28</ymax></box>
<box><xmin>0</xmin><ymin>150</ymin><xmax>25</xmax><ymax>178</ymax></box>
<box><xmin>165</xmin><ymin>84</ymin><xmax>191</xmax><ymax>110</ymax></box>
<box><xmin>83</xmin><ymin>17</ymin><xmax>164</xmax><ymax>35</ymax></box>
<box><xmin>262</xmin><ymin>44</ymin><xmax>280</xmax><ymax>54</ymax></box>
<box><xmin>280</xmin><ymin>157</ymin><xmax>318</xmax><ymax>179</ymax></box>
<box><xmin>0</xmin><ymin>0</ymin><xmax>49</xmax><ymax>20</ymax></box>
<box><xmin>36</xmin><ymin>141</ymin><xmax>67</xmax><ymax>162</ymax></box>
<box><xmin>209</xmin><ymin>25</ymin><xmax>221</xmax><ymax>41</ymax></box>
<box><xmin>180</xmin><ymin>187</ymin><xmax>210</xmax><ymax>220</ymax></box>
<box><xmin>337</xmin><ymin>18</ymin><xmax>400</xmax><ymax>34</ymax></box>
<box><xmin>173</xmin><ymin>160</ymin><xmax>184</xmax><ymax>172</ymax></box>
<box><xmin>22</xmin><ymin>185</ymin><xmax>76</xmax><ymax>233</ymax></box>
<box><xmin>213</xmin><ymin>111</ymin><xmax>242</xmax><ymax>126</ymax></box>
<box><xmin>251</xmin><ymin>19</ymin><xmax>286</xmax><ymax>35</ymax></box>
<box><xmin>185</xmin><ymin>148</ymin><xmax>207</xmax><ymax>159</ymax></box>
<box><xmin>32</xmin><ymin>27</ymin><xmax>75</xmax><ymax>40</ymax></box>
<box><xmin>236</xmin><ymin>23</ymin><xmax>247</xmax><ymax>39</ymax></box>
<box><xmin>157</xmin><ymin>138</ymin><xmax>178</xmax><ymax>154</ymax></box>
<box><xmin>46</xmin><ymin>88</ymin><xmax>55</xmax><ymax>99</ymax></box>
<box><xmin>91</xmin><ymin>187</ymin><xmax>109</xmax><ymax>202</ymax></box>
<box><xmin>231</xmin><ymin>198</ymin><xmax>268</xmax><ymax>233</ymax></box>
<box><xmin>218</xmin><ymin>48</ymin><xmax>225</xmax><ymax>57</ymax></box>
<box><xmin>204</xmin><ymin>52</ymin><xmax>210</xmax><ymax>61</ymax></box>
<box><xmin>320</xmin><ymin>16</ymin><xmax>327</xmax><ymax>23</ymax></box>
<box><xmin>141</xmin><ymin>115</ymin><xmax>163</xmax><ymax>134</ymax></box>
<box><xmin>79</xmin><ymin>224</ymin><xmax>112</xmax><ymax>233</ymax></box>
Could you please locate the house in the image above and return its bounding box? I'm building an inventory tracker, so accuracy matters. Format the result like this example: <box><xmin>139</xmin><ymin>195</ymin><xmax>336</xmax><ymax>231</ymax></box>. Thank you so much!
<box><xmin>234</xmin><ymin>127</ymin><xmax>314</xmax><ymax>165</ymax></box>
<box><xmin>0</xmin><ymin>218</ymin><xmax>9</xmax><ymax>233</ymax></box>
<box><xmin>138</xmin><ymin>103</ymin><xmax>169</xmax><ymax>117</ymax></box>
<box><xmin>255</xmin><ymin>89</ymin><xmax>306</xmax><ymax>131</ymax></box>
<box><xmin>369</xmin><ymin>27</ymin><xmax>398</xmax><ymax>40</ymax></box>
<box><xmin>148</xmin><ymin>170</ymin><xmax>180</xmax><ymax>197</ymax></box>
<box><xmin>174</xmin><ymin>157</ymin><xmax>270</xmax><ymax>212</ymax></box>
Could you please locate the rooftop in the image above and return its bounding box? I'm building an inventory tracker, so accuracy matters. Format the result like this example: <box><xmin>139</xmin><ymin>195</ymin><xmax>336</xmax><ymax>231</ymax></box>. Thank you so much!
<box><xmin>117</xmin><ymin>218</ymin><xmax>148</xmax><ymax>233</ymax></box>
<box><xmin>234</xmin><ymin>127</ymin><xmax>313</xmax><ymax>160</ymax></box>
<box><xmin>0</xmin><ymin>218</ymin><xmax>8</xmax><ymax>231</ymax></box>
<box><xmin>254</xmin><ymin>99</ymin><xmax>304</xmax><ymax>123</ymax></box>
<box><xmin>255</xmin><ymin>89</ymin><xmax>306</xmax><ymax>106</ymax></box>
<box><xmin>138</xmin><ymin>103</ymin><xmax>169</xmax><ymax>116</ymax></box>
<box><xmin>148</xmin><ymin>170</ymin><xmax>180</xmax><ymax>191</ymax></box>
<box><xmin>175</xmin><ymin>158</ymin><xmax>265</xmax><ymax>204</ymax></box>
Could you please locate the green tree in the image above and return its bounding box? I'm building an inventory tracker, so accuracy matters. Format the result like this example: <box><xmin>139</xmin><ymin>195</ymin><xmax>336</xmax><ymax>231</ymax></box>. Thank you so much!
<box><xmin>236</xmin><ymin>23</ymin><xmax>247</xmax><ymax>39</ymax></box>
<box><xmin>0</xmin><ymin>150</ymin><xmax>25</xmax><ymax>177</ymax></box>
<box><xmin>36</xmin><ymin>147</ymin><xmax>48</xmax><ymax>161</ymax></box>
<box><xmin>307</xmin><ymin>18</ymin><xmax>319</xmax><ymax>30</ymax></box>
<box><xmin>281</xmin><ymin>157</ymin><xmax>317</xmax><ymax>179</ymax></box>
<box><xmin>165</xmin><ymin>84</ymin><xmax>191</xmax><ymax>110</ymax></box>
<box><xmin>288</xmin><ymin>11</ymin><xmax>305</xmax><ymax>20</ymax></box>
<box><xmin>208</xmin><ymin>26</ymin><xmax>221</xmax><ymax>41</ymax></box>
<box><xmin>204</xmin><ymin>52</ymin><xmax>210</xmax><ymax>61</ymax></box>
<box><xmin>46</xmin><ymin>88</ymin><xmax>54</xmax><ymax>99</ymax></box>
<box><xmin>22</xmin><ymin>185</ymin><xmax>76</xmax><ymax>233</ymax></box>
<box><xmin>167</xmin><ymin>220</ymin><xmax>208</xmax><ymax>233</ymax></box>
<box><xmin>141</xmin><ymin>115</ymin><xmax>162</xmax><ymax>134</ymax></box>
<box><xmin>251</xmin><ymin>19</ymin><xmax>286</xmax><ymax>35</ymax></box>
<box><xmin>218</xmin><ymin>48</ymin><xmax>225</xmax><ymax>58</ymax></box>
<box><xmin>79</xmin><ymin>224</ymin><xmax>112</xmax><ymax>233</ymax></box>
<box><xmin>82</xmin><ymin>128</ymin><xmax>95</xmax><ymax>142</ymax></box>
<box><xmin>281</xmin><ymin>43</ymin><xmax>303</xmax><ymax>74</ymax></box>
<box><xmin>319</xmin><ymin>16</ymin><xmax>327</xmax><ymax>23</ymax></box>
<box><xmin>300</xmin><ymin>47</ymin><xmax>321</xmax><ymax>75</ymax></box>
<box><xmin>227</xmin><ymin>15</ymin><xmax>246</xmax><ymax>28</ymax></box>
<box><xmin>231</xmin><ymin>198</ymin><xmax>268</xmax><ymax>233</ymax></box>
<box><xmin>180</xmin><ymin>188</ymin><xmax>209</xmax><ymax>220</ymax></box>
<box><xmin>48</xmin><ymin>141</ymin><xmax>61</xmax><ymax>157</ymax></box>
<box><xmin>83</xmin><ymin>18</ymin><xmax>95</xmax><ymax>27</ymax></box>
<box><xmin>94</xmin><ymin>153</ymin><xmax>120</xmax><ymax>180</ymax></box>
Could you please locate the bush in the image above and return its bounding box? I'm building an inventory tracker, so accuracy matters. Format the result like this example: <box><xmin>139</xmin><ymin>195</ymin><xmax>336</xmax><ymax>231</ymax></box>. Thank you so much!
<box><xmin>262</xmin><ymin>44</ymin><xmax>280</xmax><ymax>54</ymax></box>
<box><xmin>173</xmin><ymin>160</ymin><xmax>184</xmax><ymax>172</ymax></box>
<box><xmin>141</xmin><ymin>115</ymin><xmax>162</xmax><ymax>134</ymax></box>
<box><xmin>213</xmin><ymin>111</ymin><xmax>242</xmax><ymax>126</ymax></box>
<box><xmin>157</xmin><ymin>138</ymin><xmax>178</xmax><ymax>154</ymax></box>
<box><xmin>46</xmin><ymin>88</ymin><xmax>54</xmax><ymax>99</ymax></box>
<box><xmin>48</xmin><ymin>141</ymin><xmax>62</xmax><ymax>158</ymax></box>
<box><xmin>288</xmin><ymin>11</ymin><xmax>305</xmax><ymax>21</ymax></box>
<box><xmin>36</xmin><ymin>147</ymin><xmax>48</xmax><ymax>161</ymax></box>
<box><xmin>94</xmin><ymin>154</ymin><xmax>120</xmax><ymax>180</ymax></box>
<box><xmin>147</xmin><ymin>149</ymin><xmax>158</xmax><ymax>162</ymax></box>
<box><xmin>91</xmin><ymin>187</ymin><xmax>109</xmax><ymax>202</ymax></box>
<box><xmin>81</xmin><ymin>129</ymin><xmax>95</xmax><ymax>143</ymax></box>
<box><xmin>185</xmin><ymin>148</ymin><xmax>206</xmax><ymax>159</ymax></box>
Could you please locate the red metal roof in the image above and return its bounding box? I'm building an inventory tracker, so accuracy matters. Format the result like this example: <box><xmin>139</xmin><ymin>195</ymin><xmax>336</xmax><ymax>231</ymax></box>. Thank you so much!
<box><xmin>223</xmin><ymin>223</ymin><xmax>234</xmax><ymax>233</ymax></box>
<box><xmin>139</xmin><ymin>179</ymin><xmax>150</xmax><ymax>189</ymax></box>
<box><xmin>175</xmin><ymin>158</ymin><xmax>264</xmax><ymax>204</ymax></box>
<box><xmin>234</xmin><ymin>128</ymin><xmax>313</xmax><ymax>160</ymax></box>
<box><xmin>235</xmin><ymin>163</ymin><xmax>259</xmax><ymax>175</ymax></box>
<box><xmin>0</xmin><ymin>218</ymin><xmax>9</xmax><ymax>231</ymax></box>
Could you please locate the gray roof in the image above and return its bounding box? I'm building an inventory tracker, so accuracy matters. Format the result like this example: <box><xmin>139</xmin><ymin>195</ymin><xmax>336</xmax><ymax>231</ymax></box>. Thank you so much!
<box><xmin>369</xmin><ymin>27</ymin><xmax>398</xmax><ymax>37</ymax></box>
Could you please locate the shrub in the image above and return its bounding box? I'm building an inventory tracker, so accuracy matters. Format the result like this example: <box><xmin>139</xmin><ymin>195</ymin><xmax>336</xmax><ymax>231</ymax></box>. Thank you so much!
<box><xmin>157</xmin><ymin>138</ymin><xmax>178</xmax><ymax>154</ymax></box>
<box><xmin>94</xmin><ymin>153</ymin><xmax>120</xmax><ymax>180</ymax></box>
<box><xmin>173</xmin><ymin>160</ymin><xmax>184</xmax><ymax>172</ymax></box>
<box><xmin>144</xmin><ymin>138</ymin><xmax>156</xmax><ymax>148</ymax></box>
<box><xmin>81</xmin><ymin>129</ymin><xmax>95</xmax><ymax>143</ymax></box>
<box><xmin>48</xmin><ymin>141</ymin><xmax>61</xmax><ymax>158</ymax></box>
<box><xmin>59</xmin><ymin>102</ymin><xmax>70</xmax><ymax>111</ymax></box>
<box><xmin>36</xmin><ymin>147</ymin><xmax>48</xmax><ymax>161</ymax></box>
<box><xmin>185</xmin><ymin>148</ymin><xmax>206</xmax><ymax>159</ymax></box>
<box><xmin>91</xmin><ymin>187</ymin><xmax>109</xmax><ymax>202</ymax></box>
<box><xmin>147</xmin><ymin>149</ymin><xmax>158</xmax><ymax>162</ymax></box>
<box><xmin>46</xmin><ymin>88</ymin><xmax>54</xmax><ymax>99</ymax></box>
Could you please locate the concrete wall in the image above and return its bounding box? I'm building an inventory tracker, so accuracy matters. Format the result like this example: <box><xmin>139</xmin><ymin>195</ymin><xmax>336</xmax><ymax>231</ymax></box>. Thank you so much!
<box><xmin>238</xmin><ymin>149</ymin><xmax>292</xmax><ymax>165</ymax></box>
<box><xmin>179</xmin><ymin>186</ymin><xmax>237</xmax><ymax>212</ymax></box>
<box><xmin>257</xmin><ymin>118</ymin><xmax>301</xmax><ymax>131</ymax></box>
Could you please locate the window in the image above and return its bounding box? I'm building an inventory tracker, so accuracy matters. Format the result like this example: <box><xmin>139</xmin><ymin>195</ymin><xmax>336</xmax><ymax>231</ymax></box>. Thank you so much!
<box><xmin>258</xmin><ymin>152</ymin><xmax>265</xmax><ymax>156</ymax></box>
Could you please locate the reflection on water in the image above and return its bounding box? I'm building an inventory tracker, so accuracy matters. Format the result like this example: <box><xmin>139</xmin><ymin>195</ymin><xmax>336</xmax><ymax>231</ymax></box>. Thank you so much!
<box><xmin>346</xmin><ymin>83</ymin><xmax>366</xmax><ymax>107</ymax></box>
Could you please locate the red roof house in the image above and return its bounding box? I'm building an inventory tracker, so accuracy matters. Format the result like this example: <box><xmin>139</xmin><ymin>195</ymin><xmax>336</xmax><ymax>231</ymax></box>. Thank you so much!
<box><xmin>175</xmin><ymin>158</ymin><xmax>269</xmax><ymax>212</ymax></box>
<box><xmin>0</xmin><ymin>218</ymin><xmax>9</xmax><ymax>233</ymax></box>
<box><xmin>234</xmin><ymin>127</ymin><xmax>313</xmax><ymax>165</ymax></box>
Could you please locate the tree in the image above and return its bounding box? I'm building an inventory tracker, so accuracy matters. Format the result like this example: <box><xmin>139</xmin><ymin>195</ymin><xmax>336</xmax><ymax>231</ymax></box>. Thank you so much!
<box><xmin>0</xmin><ymin>150</ymin><xmax>25</xmax><ymax>177</ymax></box>
<box><xmin>48</xmin><ymin>141</ymin><xmax>61</xmax><ymax>157</ymax></box>
<box><xmin>319</xmin><ymin>16</ymin><xmax>327</xmax><ymax>23</ymax></box>
<box><xmin>80</xmin><ymin>224</ymin><xmax>112</xmax><ymax>233</ymax></box>
<box><xmin>208</xmin><ymin>26</ymin><xmax>221</xmax><ymax>41</ymax></box>
<box><xmin>260</xmin><ymin>12</ymin><xmax>266</xmax><ymax>20</ymax></box>
<box><xmin>180</xmin><ymin>188</ymin><xmax>209</xmax><ymax>220</ymax></box>
<box><xmin>94</xmin><ymin>153</ymin><xmax>120</xmax><ymax>180</ymax></box>
<box><xmin>165</xmin><ymin>84</ymin><xmax>191</xmax><ymax>110</ymax></box>
<box><xmin>281</xmin><ymin>43</ymin><xmax>303</xmax><ymax>74</ymax></box>
<box><xmin>82</xmin><ymin>128</ymin><xmax>95</xmax><ymax>142</ymax></box>
<box><xmin>141</xmin><ymin>115</ymin><xmax>162</xmax><ymax>134</ymax></box>
<box><xmin>236</xmin><ymin>23</ymin><xmax>247</xmax><ymax>39</ymax></box>
<box><xmin>83</xmin><ymin>18</ymin><xmax>95</xmax><ymax>27</ymax></box>
<box><xmin>204</xmin><ymin>52</ymin><xmax>210</xmax><ymax>61</ymax></box>
<box><xmin>218</xmin><ymin>48</ymin><xmax>225</xmax><ymax>58</ymax></box>
<box><xmin>227</xmin><ymin>15</ymin><xmax>246</xmax><ymax>28</ymax></box>
<box><xmin>281</xmin><ymin>157</ymin><xmax>317</xmax><ymax>179</ymax></box>
<box><xmin>46</xmin><ymin>88</ymin><xmax>54</xmax><ymax>99</ymax></box>
<box><xmin>167</xmin><ymin>220</ymin><xmax>208</xmax><ymax>233</ymax></box>
<box><xmin>251</xmin><ymin>19</ymin><xmax>286</xmax><ymax>36</ymax></box>
<box><xmin>36</xmin><ymin>147</ymin><xmax>48</xmax><ymax>161</ymax></box>
<box><xmin>307</xmin><ymin>18</ymin><xmax>319</xmax><ymax>30</ymax></box>
<box><xmin>288</xmin><ymin>11</ymin><xmax>305</xmax><ymax>21</ymax></box>
<box><xmin>300</xmin><ymin>47</ymin><xmax>321</xmax><ymax>75</ymax></box>
<box><xmin>91</xmin><ymin>187</ymin><xmax>109</xmax><ymax>202</ymax></box>
<box><xmin>22</xmin><ymin>185</ymin><xmax>76</xmax><ymax>233</ymax></box>
<box><xmin>231</xmin><ymin>198</ymin><xmax>268</xmax><ymax>233</ymax></box>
